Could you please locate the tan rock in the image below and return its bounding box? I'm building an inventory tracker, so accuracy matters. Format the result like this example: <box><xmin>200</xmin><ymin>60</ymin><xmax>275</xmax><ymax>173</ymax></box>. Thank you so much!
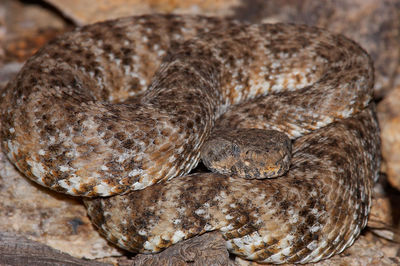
<box><xmin>378</xmin><ymin>86</ymin><xmax>400</xmax><ymax>191</ymax></box>
<box><xmin>44</xmin><ymin>0</ymin><xmax>240</xmax><ymax>25</ymax></box>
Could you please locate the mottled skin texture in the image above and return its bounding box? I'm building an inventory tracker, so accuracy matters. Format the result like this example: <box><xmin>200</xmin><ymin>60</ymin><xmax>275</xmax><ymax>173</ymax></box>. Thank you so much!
<box><xmin>0</xmin><ymin>15</ymin><xmax>380</xmax><ymax>264</ymax></box>
<box><xmin>85</xmin><ymin>107</ymin><xmax>379</xmax><ymax>264</ymax></box>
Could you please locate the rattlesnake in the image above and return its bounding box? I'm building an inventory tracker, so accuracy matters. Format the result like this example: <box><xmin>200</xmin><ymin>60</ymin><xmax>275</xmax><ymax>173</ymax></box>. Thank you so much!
<box><xmin>0</xmin><ymin>15</ymin><xmax>380</xmax><ymax>264</ymax></box>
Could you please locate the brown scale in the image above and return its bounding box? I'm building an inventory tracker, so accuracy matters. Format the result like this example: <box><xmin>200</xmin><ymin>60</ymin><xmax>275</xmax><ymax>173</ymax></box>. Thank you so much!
<box><xmin>0</xmin><ymin>15</ymin><xmax>379</xmax><ymax>263</ymax></box>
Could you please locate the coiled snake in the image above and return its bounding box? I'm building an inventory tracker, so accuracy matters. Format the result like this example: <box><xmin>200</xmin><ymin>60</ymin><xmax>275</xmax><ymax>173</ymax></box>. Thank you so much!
<box><xmin>0</xmin><ymin>15</ymin><xmax>380</xmax><ymax>264</ymax></box>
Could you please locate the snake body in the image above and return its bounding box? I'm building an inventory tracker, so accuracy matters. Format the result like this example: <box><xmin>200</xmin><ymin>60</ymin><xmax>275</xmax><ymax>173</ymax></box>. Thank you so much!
<box><xmin>0</xmin><ymin>15</ymin><xmax>380</xmax><ymax>263</ymax></box>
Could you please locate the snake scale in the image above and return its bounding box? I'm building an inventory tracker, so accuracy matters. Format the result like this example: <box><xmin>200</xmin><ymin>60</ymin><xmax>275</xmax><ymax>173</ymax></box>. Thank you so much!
<box><xmin>0</xmin><ymin>15</ymin><xmax>380</xmax><ymax>264</ymax></box>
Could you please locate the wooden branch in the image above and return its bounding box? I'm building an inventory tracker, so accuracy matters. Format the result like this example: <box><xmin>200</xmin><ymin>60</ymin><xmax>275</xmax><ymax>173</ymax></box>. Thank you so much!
<box><xmin>0</xmin><ymin>231</ymin><xmax>110</xmax><ymax>266</ymax></box>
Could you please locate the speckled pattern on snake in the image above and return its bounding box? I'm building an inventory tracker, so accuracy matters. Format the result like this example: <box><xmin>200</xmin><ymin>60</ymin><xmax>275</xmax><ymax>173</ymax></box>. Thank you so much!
<box><xmin>0</xmin><ymin>15</ymin><xmax>381</xmax><ymax>264</ymax></box>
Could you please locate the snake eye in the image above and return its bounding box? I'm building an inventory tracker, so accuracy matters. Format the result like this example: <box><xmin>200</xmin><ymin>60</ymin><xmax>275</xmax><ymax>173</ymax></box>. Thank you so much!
<box><xmin>232</xmin><ymin>144</ymin><xmax>240</xmax><ymax>156</ymax></box>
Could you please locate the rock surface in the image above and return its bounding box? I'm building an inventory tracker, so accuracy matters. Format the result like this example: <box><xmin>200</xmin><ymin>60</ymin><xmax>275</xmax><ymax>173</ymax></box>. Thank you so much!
<box><xmin>378</xmin><ymin>86</ymin><xmax>400</xmax><ymax>191</ymax></box>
